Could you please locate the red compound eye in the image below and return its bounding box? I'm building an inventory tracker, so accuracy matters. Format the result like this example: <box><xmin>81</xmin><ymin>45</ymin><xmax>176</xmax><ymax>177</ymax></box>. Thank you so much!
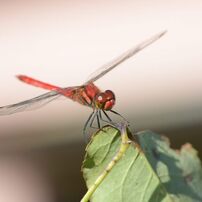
<box><xmin>105</xmin><ymin>90</ymin><xmax>115</xmax><ymax>100</ymax></box>
<box><xmin>96</xmin><ymin>93</ymin><xmax>107</xmax><ymax>104</ymax></box>
<box><xmin>95</xmin><ymin>90</ymin><xmax>115</xmax><ymax>110</ymax></box>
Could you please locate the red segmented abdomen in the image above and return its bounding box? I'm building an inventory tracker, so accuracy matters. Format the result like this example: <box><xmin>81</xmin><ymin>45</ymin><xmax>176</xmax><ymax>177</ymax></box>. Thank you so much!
<box><xmin>17</xmin><ymin>75</ymin><xmax>60</xmax><ymax>91</ymax></box>
<box><xmin>17</xmin><ymin>75</ymin><xmax>76</xmax><ymax>98</ymax></box>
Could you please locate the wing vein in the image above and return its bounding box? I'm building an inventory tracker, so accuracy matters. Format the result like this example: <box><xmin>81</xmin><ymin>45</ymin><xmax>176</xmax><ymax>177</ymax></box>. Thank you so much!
<box><xmin>85</xmin><ymin>30</ymin><xmax>166</xmax><ymax>84</ymax></box>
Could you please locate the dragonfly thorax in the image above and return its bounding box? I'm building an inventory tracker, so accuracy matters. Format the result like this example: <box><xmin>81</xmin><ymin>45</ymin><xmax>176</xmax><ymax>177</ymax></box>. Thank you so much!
<box><xmin>94</xmin><ymin>90</ymin><xmax>115</xmax><ymax>110</ymax></box>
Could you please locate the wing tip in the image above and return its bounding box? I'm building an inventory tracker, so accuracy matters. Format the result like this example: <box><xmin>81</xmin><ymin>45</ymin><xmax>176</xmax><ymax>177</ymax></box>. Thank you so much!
<box><xmin>158</xmin><ymin>30</ymin><xmax>167</xmax><ymax>38</ymax></box>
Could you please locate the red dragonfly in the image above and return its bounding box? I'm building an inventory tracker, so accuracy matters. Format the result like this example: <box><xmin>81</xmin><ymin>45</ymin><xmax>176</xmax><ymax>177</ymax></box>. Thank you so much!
<box><xmin>0</xmin><ymin>31</ymin><xmax>166</xmax><ymax>136</ymax></box>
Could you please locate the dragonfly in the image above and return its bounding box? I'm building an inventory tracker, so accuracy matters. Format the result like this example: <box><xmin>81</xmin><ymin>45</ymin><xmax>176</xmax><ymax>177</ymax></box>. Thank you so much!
<box><xmin>0</xmin><ymin>30</ymin><xmax>166</xmax><ymax>137</ymax></box>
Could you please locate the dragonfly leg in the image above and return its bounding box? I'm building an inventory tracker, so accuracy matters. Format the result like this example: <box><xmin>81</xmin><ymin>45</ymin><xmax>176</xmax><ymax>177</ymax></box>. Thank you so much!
<box><xmin>89</xmin><ymin>110</ymin><xmax>99</xmax><ymax>129</ymax></box>
<box><xmin>109</xmin><ymin>109</ymin><xmax>129</xmax><ymax>125</ymax></box>
<box><xmin>99</xmin><ymin>110</ymin><xmax>112</xmax><ymax>126</ymax></box>
<box><xmin>102</xmin><ymin>110</ymin><xmax>112</xmax><ymax>122</ymax></box>
<box><xmin>97</xmin><ymin>110</ymin><xmax>113</xmax><ymax>133</ymax></box>
<box><xmin>101</xmin><ymin>110</ymin><xmax>130</xmax><ymax>128</ymax></box>
<box><xmin>100</xmin><ymin>110</ymin><xmax>117</xmax><ymax>127</ymax></box>
<box><xmin>96</xmin><ymin>112</ymin><xmax>101</xmax><ymax>129</ymax></box>
<box><xmin>98</xmin><ymin>110</ymin><xmax>106</xmax><ymax>123</ymax></box>
<box><xmin>98</xmin><ymin>110</ymin><xmax>111</xmax><ymax>125</ymax></box>
<box><xmin>84</xmin><ymin>110</ymin><xmax>109</xmax><ymax>142</ymax></box>
<box><xmin>83</xmin><ymin>110</ymin><xmax>96</xmax><ymax>142</ymax></box>
<box><xmin>83</xmin><ymin>109</ymin><xmax>128</xmax><ymax>142</ymax></box>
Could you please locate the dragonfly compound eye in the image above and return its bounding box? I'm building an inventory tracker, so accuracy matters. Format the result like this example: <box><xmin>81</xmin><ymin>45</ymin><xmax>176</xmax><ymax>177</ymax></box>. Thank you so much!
<box><xmin>105</xmin><ymin>90</ymin><xmax>115</xmax><ymax>100</ymax></box>
<box><xmin>95</xmin><ymin>90</ymin><xmax>115</xmax><ymax>110</ymax></box>
<box><xmin>95</xmin><ymin>93</ymin><xmax>106</xmax><ymax>108</ymax></box>
<box><xmin>103</xmin><ymin>90</ymin><xmax>115</xmax><ymax>110</ymax></box>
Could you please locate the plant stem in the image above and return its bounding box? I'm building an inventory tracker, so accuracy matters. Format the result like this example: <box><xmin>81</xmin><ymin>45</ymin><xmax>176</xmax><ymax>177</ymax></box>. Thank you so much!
<box><xmin>81</xmin><ymin>123</ymin><xmax>131</xmax><ymax>202</ymax></box>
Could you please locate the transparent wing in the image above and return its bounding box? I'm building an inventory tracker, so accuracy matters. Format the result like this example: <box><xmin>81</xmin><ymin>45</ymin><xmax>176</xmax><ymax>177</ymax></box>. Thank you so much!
<box><xmin>85</xmin><ymin>30</ymin><xmax>167</xmax><ymax>84</ymax></box>
<box><xmin>0</xmin><ymin>91</ymin><xmax>62</xmax><ymax>115</ymax></box>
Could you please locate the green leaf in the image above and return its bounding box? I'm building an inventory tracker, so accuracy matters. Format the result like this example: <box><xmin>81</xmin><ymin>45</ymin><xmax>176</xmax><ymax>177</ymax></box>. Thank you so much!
<box><xmin>81</xmin><ymin>126</ymin><xmax>202</xmax><ymax>202</ymax></box>
<box><xmin>138</xmin><ymin>130</ymin><xmax>202</xmax><ymax>202</ymax></box>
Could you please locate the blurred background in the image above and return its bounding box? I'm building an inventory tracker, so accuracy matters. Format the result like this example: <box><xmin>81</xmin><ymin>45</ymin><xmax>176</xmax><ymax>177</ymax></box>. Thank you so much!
<box><xmin>0</xmin><ymin>0</ymin><xmax>202</xmax><ymax>201</ymax></box>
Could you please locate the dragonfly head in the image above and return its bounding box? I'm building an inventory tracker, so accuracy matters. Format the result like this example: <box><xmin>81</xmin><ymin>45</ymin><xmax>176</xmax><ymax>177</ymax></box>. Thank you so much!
<box><xmin>94</xmin><ymin>90</ymin><xmax>115</xmax><ymax>110</ymax></box>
